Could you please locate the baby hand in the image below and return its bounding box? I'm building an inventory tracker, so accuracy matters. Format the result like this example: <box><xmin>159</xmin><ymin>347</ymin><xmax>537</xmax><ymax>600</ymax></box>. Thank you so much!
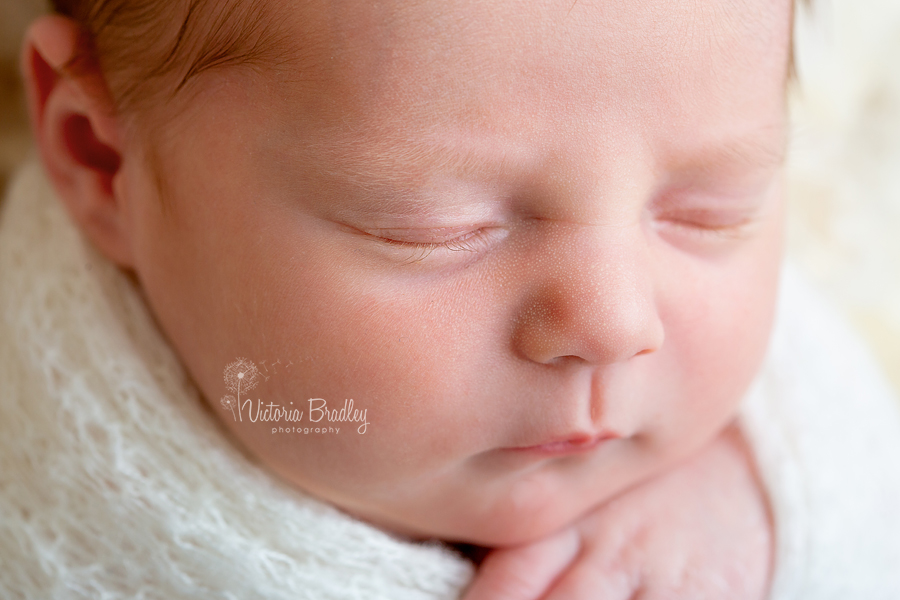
<box><xmin>460</xmin><ymin>423</ymin><xmax>773</xmax><ymax>600</ymax></box>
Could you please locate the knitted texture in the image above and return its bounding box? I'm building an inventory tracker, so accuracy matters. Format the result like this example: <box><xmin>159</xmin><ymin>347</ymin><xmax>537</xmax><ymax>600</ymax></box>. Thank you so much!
<box><xmin>740</xmin><ymin>263</ymin><xmax>900</xmax><ymax>599</ymax></box>
<box><xmin>0</xmin><ymin>158</ymin><xmax>475</xmax><ymax>599</ymax></box>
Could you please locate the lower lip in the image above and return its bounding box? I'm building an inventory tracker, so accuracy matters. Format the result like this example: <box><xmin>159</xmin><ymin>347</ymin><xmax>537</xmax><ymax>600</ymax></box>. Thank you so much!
<box><xmin>506</xmin><ymin>435</ymin><xmax>618</xmax><ymax>456</ymax></box>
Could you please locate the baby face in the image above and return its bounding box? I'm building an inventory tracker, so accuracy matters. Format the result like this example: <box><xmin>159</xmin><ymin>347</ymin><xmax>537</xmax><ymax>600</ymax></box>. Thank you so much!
<box><xmin>120</xmin><ymin>0</ymin><xmax>790</xmax><ymax>544</ymax></box>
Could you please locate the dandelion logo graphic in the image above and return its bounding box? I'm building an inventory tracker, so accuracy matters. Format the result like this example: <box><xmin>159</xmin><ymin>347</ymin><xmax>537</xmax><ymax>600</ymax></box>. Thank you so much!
<box><xmin>221</xmin><ymin>358</ymin><xmax>260</xmax><ymax>421</ymax></box>
<box><xmin>220</xmin><ymin>395</ymin><xmax>237</xmax><ymax>421</ymax></box>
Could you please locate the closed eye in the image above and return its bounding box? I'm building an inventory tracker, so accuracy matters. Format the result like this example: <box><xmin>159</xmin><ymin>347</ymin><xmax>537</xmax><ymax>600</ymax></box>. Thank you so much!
<box><xmin>658</xmin><ymin>210</ymin><xmax>760</xmax><ymax>237</ymax></box>
<box><xmin>355</xmin><ymin>227</ymin><xmax>502</xmax><ymax>265</ymax></box>
<box><xmin>376</xmin><ymin>230</ymin><xmax>488</xmax><ymax>262</ymax></box>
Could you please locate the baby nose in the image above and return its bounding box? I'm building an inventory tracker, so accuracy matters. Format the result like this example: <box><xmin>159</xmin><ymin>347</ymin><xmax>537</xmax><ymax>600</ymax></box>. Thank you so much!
<box><xmin>512</xmin><ymin>224</ymin><xmax>664</xmax><ymax>366</ymax></box>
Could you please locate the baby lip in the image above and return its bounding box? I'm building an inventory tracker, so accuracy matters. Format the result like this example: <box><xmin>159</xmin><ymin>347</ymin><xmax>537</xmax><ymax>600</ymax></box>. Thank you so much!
<box><xmin>507</xmin><ymin>431</ymin><xmax>622</xmax><ymax>454</ymax></box>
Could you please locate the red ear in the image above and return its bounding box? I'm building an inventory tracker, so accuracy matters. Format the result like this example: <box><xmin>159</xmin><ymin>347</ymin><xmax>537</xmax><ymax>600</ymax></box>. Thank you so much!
<box><xmin>22</xmin><ymin>15</ymin><xmax>83</xmax><ymax>133</ymax></box>
<box><xmin>62</xmin><ymin>110</ymin><xmax>121</xmax><ymax>180</ymax></box>
<box><xmin>27</xmin><ymin>40</ymin><xmax>60</xmax><ymax>115</ymax></box>
<box><xmin>20</xmin><ymin>15</ymin><xmax>134</xmax><ymax>268</ymax></box>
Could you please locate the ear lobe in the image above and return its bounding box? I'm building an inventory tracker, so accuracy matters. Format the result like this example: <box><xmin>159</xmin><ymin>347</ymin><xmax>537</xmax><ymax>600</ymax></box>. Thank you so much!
<box><xmin>21</xmin><ymin>16</ymin><xmax>134</xmax><ymax>268</ymax></box>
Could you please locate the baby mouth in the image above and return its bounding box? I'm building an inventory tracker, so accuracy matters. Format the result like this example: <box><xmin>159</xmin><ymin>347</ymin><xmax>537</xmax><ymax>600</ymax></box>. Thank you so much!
<box><xmin>505</xmin><ymin>431</ymin><xmax>622</xmax><ymax>456</ymax></box>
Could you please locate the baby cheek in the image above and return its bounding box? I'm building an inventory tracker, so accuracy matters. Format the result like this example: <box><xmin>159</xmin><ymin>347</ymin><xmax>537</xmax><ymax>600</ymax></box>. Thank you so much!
<box><xmin>265</xmin><ymin>271</ymin><xmax>491</xmax><ymax>453</ymax></box>
<box><xmin>649</xmin><ymin>263</ymin><xmax>778</xmax><ymax>449</ymax></box>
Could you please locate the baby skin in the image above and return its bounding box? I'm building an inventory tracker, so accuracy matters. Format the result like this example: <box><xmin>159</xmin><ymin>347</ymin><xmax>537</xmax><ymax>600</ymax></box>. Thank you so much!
<box><xmin>24</xmin><ymin>0</ymin><xmax>789</xmax><ymax>596</ymax></box>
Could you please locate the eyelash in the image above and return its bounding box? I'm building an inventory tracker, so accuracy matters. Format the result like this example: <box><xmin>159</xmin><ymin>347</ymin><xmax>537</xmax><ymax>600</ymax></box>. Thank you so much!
<box><xmin>655</xmin><ymin>213</ymin><xmax>759</xmax><ymax>242</ymax></box>
<box><xmin>366</xmin><ymin>206</ymin><xmax>759</xmax><ymax>264</ymax></box>
<box><xmin>375</xmin><ymin>229</ymin><xmax>493</xmax><ymax>263</ymax></box>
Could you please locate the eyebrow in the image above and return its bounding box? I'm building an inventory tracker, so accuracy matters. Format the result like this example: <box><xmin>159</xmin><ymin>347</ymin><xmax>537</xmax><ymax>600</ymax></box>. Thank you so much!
<box><xmin>674</xmin><ymin>128</ymin><xmax>788</xmax><ymax>176</ymax></box>
<box><xmin>289</xmin><ymin>123</ymin><xmax>787</xmax><ymax>218</ymax></box>
<box><xmin>327</xmin><ymin>133</ymin><xmax>532</xmax><ymax>185</ymax></box>
<box><xmin>311</xmin><ymin>134</ymin><xmax>532</xmax><ymax>213</ymax></box>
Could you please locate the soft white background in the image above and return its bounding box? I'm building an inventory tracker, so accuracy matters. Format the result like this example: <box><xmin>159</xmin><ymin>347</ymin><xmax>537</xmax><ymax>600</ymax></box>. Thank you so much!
<box><xmin>2</xmin><ymin>0</ymin><xmax>898</xmax><ymax>397</ymax></box>
<box><xmin>787</xmin><ymin>0</ymin><xmax>900</xmax><ymax>396</ymax></box>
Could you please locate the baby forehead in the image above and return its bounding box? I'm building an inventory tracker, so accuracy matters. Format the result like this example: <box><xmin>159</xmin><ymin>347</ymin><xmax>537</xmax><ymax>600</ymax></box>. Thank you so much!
<box><xmin>260</xmin><ymin>0</ymin><xmax>791</xmax><ymax>132</ymax></box>
<box><xmin>161</xmin><ymin>0</ymin><xmax>791</xmax><ymax>196</ymax></box>
<box><xmin>243</xmin><ymin>1</ymin><xmax>788</xmax><ymax>172</ymax></box>
<box><xmin>280</xmin><ymin>0</ymin><xmax>790</xmax><ymax>76</ymax></box>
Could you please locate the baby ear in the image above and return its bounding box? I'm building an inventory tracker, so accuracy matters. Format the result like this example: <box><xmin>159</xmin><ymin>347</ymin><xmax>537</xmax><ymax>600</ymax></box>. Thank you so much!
<box><xmin>21</xmin><ymin>15</ymin><xmax>134</xmax><ymax>268</ymax></box>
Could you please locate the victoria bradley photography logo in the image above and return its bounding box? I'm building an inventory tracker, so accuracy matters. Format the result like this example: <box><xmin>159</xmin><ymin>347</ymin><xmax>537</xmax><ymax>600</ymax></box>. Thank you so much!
<box><xmin>219</xmin><ymin>358</ymin><xmax>369</xmax><ymax>434</ymax></box>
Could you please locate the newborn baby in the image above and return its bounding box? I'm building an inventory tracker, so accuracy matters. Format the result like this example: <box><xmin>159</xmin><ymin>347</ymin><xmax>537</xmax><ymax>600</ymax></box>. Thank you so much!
<box><xmin>7</xmin><ymin>0</ymin><xmax>899</xmax><ymax>597</ymax></box>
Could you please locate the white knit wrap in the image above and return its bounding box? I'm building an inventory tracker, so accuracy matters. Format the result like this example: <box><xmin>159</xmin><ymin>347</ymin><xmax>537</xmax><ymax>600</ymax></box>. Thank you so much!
<box><xmin>3</xmin><ymin>158</ymin><xmax>900</xmax><ymax>598</ymax></box>
<box><xmin>0</xmin><ymin>159</ymin><xmax>475</xmax><ymax>599</ymax></box>
<box><xmin>739</xmin><ymin>260</ymin><xmax>900</xmax><ymax>599</ymax></box>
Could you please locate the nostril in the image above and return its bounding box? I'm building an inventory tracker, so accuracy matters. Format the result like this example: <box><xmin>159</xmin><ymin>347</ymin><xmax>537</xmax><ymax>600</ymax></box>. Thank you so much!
<box><xmin>547</xmin><ymin>354</ymin><xmax>589</xmax><ymax>367</ymax></box>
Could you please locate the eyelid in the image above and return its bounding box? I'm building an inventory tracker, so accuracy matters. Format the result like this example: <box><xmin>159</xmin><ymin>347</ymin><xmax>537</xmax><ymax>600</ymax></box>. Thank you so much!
<box><xmin>648</xmin><ymin>178</ymin><xmax>776</xmax><ymax>248</ymax></box>
<box><xmin>650</xmin><ymin>204</ymin><xmax>767</xmax><ymax>248</ymax></box>
<box><xmin>364</xmin><ymin>225</ymin><xmax>488</xmax><ymax>244</ymax></box>
<box><xmin>655</xmin><ymin>176</ymin><xmax>774</xmax><ymax>207</ymax></box>
<box><xmin>353</xmin><ymin>225</ymin><xmax>503</xmax><ymax>264</ymax></box>
<box><xmin>658</xmin><ymin>215</ymin><xmax>759</xmax><ymax>239</ymax></box>
<box><xmin>656</xmin><ymin>207</ymin><xmax>759</xmax><ymax>227</ymax></box>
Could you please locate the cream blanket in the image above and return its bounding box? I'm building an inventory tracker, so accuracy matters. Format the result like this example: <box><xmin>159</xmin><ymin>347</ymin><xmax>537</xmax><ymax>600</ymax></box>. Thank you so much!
<box><xmin>739</xmin><ymin>263</ymin><xmax>900</xmax><ymax>597</ymax></box>
<box><xmin>0</xmin><ymin>160</ymin><xmax>474</xmax><ymax>598</ymax></box>
<box><xmin>2</xmin><ymin>159</ymin><xmax>900</xmax><ymax>598</ymax></box>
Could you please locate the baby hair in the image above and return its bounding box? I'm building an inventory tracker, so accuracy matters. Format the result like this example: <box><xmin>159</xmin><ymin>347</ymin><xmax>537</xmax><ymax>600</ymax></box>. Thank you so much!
<box><xmin>49</xmin><ymin>0</ymin><xmax>291</xmax><ymax>122</ymax></box>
